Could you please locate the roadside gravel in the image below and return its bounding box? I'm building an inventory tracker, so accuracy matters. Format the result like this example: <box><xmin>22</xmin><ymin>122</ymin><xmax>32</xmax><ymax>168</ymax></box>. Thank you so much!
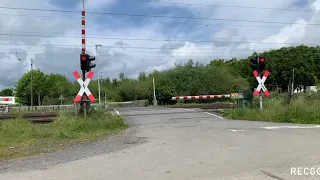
<box><xmin>0</xmin><ymin>127</ymin><xmax>147</xmax><ymax>174</ymax></box>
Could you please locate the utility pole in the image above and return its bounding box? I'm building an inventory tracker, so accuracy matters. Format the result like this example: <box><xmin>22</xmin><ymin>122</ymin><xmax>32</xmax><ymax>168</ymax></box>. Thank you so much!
<box><xmin>38</xmin><ymin>93</ymin><xmax>40</xmax><ymax>106</ymax></box>
<box><xmin>15</xmin><ymin>52</ymin><xmax>33</xmax><ymax>110</ymax></box>
<box><xmin>104</xmin><ymin>92</ymin><xmax>107</xmax><ymax>108</ymax></box>
<box><xmin>31</xmin><ymin>59</ymin><xmax>34</xmax><ymax>109</ymax></box>
<box><xmin>95</xmin><ymin>44</ymin><xmax>102</xmax><ymax>108</ymax></box>
<box><xmin>30</xmin><ymin>58</ymin><xmax>34</xmax><ymax>110</ymax></box>
<box><xmin>60</xmin><ymin>94</ymin><xmax>63</xmax><ymax>105</ymax></box>
<box><xmin>100</xmin><ymin>72</ymin><xmax>102</xmax><ymax>108</ymax></box>
<box><xmin>291</xmin><ymin>68</ymin><xmax>295</xmax><ymax>96</ymax></box>
<box><xmin>153</xmin><ymin>78</ymin><xmax>157</xmax><ymax>106</ymax></box>
<box><xmin>97</xmin><ymin>74</ymin><xmax>101</xmax><ymax>108</ymax></box>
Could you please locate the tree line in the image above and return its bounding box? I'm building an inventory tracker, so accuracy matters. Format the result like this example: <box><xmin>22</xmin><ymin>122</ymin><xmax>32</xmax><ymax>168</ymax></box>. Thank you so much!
<box><xmin>1</xmin><ymin>45</ymin><xmax>319</xmax><ymax>106</ymax></box>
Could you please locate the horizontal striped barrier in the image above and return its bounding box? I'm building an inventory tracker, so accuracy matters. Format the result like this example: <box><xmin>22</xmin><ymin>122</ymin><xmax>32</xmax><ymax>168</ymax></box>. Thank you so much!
<box><xmin>172</xmin><ymin>94</ymin><xmax>231</xmax><ymax>100</ymax></box>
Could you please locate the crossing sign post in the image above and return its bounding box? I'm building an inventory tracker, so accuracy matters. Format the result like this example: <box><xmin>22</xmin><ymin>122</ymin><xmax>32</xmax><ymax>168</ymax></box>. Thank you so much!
<box><xmin>250</xmin><ymin>55</ymin><xmax>270</xmax><ymax>111</ymax></box>
<box><xmin>77</xmin><ymin>2</ymin><xmax>97</xmax><ymax>117</ymax></box>
<box><xmin>73</xmin><ymin>70</ymin><xmax>95</xmax><ymax>117</ymax></box>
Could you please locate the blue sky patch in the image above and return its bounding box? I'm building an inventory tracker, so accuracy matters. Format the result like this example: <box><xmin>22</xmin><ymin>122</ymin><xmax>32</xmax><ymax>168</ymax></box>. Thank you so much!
<box><xmin>50</xmin><ymin>0</ymin><xmax>80</xmax><ymax>9</ymax></box>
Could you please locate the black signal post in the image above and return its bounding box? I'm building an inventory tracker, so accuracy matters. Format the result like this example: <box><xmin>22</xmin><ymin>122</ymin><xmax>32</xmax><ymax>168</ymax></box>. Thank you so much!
<box><xmin>80</xmin><ymin>54</ymin><xmax>88</xmax><ymax>71</ymax></box>
<box><xmin>80</xmin><ymin>54</ymin><xmax>96</xmax><ymax>72</ymax></box>
<box><xmin>79</xmin><ymin>53</ymin><xmax>96</xmax><ymax>117</ymax></box>
<box><xmin>80</xmin><ymin>53</ymin><xmax>88</xmax><ymax>117</ymax></box>
<box><xmin>86</xmin><ymin>54</ymin><xmax>96</xmax><ymax>72</ymax></box>
<box><xmin>250</xmin><ymin>55</ymin><xmax>267</xmax><ymax>111</ymax></box>
<box><xmin>250</xmin><ymin>57</ymin><xmax>258</xmax><ymax>71</ymax></box>
<box><xmin>250</xmin><ymin>55</ymin><xmax>266</xmax><ymax>73</ymax></box>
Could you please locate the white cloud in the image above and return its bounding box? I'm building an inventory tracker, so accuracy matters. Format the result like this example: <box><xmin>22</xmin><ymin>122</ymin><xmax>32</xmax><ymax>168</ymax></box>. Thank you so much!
<box><xmin>0</xmin><ymin>0</ymin><xmax>320</xmax><ymax>89</ymax></box>
<box><xmin>311</xmin><ymin>0</ymin><xmax>320</xmax><ymax>13</ymax></box>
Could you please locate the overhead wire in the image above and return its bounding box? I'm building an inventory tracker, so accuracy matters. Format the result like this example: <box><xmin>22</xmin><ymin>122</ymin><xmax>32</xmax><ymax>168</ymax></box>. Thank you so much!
<box><xmin>0</xmin><ymin>41</ymin><xmax>317</xmax><ymax>50</ymax></box>
<box><xmin>0</xmin><ymin>1</ymin><xmax>315</xmax><ymax>13</ymax></box>
<box><xmin>28</xmin><ymin>54</ymin><xmax>255</xmax><ymax>58</ymax></box>
<box><xmin>1</xmin><ymin>12</ymin><xmax>319</xmax><ymax>31</ymax></box>
<box><xmin>0</xmin><ymin>52</ymin><xmax>270</xmax><ymax>60</ymax></box>
<box><xmin>0</xmin><ymin>3</ymin><xmax>318</xmax><ymax>58</ymax></box>
<box><xmin>0</xmin><ymin>6</ymin><xmax>318</xmax><ymax>25</ymax></box>
<box><xmin>0</xmin><ymin>48</ymin><xmax>262</xmax><ymax>53</ymax></box>
<box><xmin>2</xmin><ymin>32</ymin><xmax>320</xmax><ymax>41</ymax></box>
<box><xmin>129</xmin><ymin>0</ymin><xmax>315</xmax><ymax>12</ymax></box>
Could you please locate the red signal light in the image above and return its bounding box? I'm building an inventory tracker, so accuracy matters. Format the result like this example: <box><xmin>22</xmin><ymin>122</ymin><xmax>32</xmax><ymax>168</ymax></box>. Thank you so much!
<box><xmin>260</xmin><ymin>57</ymin><xmax>265</xmax><ymax>63</ymax></box>
<box><xmin>81</xmin><ymin>55</ymin><xmax>87</xmax><ymax>61</ymax></box>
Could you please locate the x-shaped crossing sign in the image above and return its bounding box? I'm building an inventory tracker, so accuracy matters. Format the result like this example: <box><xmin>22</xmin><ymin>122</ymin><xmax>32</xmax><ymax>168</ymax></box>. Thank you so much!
<box><xmin>73</xmin><ymin>70</ymin><xmax>96</xmax><ymax>103</ymax></box>
<box><xmin>253</xmin><ymin>70</ymin><xmax>270</xmax><ymax>97</ymax></box>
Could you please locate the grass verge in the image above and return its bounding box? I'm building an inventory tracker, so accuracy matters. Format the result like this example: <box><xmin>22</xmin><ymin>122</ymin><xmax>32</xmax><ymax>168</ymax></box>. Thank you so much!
<box><xmin>219</xmin><ymin>93</ymin><xmax>320</xmax><ymax>124</ymax></box>
<box><xmin>0</xmin><ymin>110</ymin><xmax>128</xmax><ymax>161</ymax></box>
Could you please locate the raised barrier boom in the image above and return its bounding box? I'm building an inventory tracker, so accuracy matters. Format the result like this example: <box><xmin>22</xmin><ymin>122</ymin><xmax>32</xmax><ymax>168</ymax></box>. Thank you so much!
<box><xmin>172</xmin><ymin>94</ymin><xmax>231</xmax><ymax>100</ymax></box>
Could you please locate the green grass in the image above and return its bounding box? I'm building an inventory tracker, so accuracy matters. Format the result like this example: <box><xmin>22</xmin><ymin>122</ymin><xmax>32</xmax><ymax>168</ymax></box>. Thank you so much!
<box><xmin>0</xmin><ymin>110</ymin><xmax>128</xmax><ymax>161</ymax></box>
<box><xmin>220</xmin><ymin>92</ymin><xmax>320</xmax><ymax>124</ymax></box>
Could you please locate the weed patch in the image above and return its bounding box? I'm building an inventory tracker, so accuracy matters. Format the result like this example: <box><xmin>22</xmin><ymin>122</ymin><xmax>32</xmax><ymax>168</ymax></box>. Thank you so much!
<box><xmin>220</xmin><ymin>93</ymin><xmax>320</xmax><ymax>124</ymax></box>
<box><xmin>0</xmin><ymin>110</ymin><xmax>128</xmax><ymax>160</ymax></box>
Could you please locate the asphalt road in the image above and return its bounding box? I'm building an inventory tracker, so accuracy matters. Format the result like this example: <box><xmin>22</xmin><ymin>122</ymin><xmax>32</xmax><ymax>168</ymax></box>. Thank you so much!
<box><xmin>1</xmin><ymin>107</ymin><xmax>320</xmax><ymax>180</ymax></box>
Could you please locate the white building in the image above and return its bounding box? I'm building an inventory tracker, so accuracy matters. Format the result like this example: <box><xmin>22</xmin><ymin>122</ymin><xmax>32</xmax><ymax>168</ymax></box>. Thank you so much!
<box><xmin>305</xmin><ymin>86</ymin><xmax>318</xmax><ymax>93</ymax></box>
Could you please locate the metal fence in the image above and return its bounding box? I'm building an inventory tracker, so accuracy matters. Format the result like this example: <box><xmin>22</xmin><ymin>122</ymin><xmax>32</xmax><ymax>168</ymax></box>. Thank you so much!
<box><xmin>7</xmin><ymin>100</ymin><xmax>150</xmax><ymax>113</ymax></box>
<box><xmin>106</xmin><ymin>100</ymin><xmax>149</xmax><ymax>109</ymax></box>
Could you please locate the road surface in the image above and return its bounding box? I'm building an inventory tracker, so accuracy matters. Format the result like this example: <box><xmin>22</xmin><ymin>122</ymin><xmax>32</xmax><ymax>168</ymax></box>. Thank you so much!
<box><xmin>1</xmin><ymin>107</ymin><xmax>320</xmax><ymax>180</ymax></box>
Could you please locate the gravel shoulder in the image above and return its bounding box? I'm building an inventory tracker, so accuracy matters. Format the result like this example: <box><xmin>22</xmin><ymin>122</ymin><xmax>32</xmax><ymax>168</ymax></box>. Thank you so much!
<box><xmin>0</xmin><ymin>126</ymin><xmax>147</xmax><ymax>174</ymax></box>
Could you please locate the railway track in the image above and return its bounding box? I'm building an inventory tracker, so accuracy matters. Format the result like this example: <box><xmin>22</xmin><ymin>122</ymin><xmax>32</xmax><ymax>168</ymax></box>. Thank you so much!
<box><xmin>0</xmin><ymin>112</ymin><xmax>58</xmax><ymax>123</ymax></box>
<box><xmin>0</xmin><ymin>103</ymin><xmax>233</xmax><ymax>123</ymax></box>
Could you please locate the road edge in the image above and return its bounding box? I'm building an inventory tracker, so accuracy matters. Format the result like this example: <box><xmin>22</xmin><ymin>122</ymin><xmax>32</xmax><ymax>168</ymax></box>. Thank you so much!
<box><xmin>114</xmin><ymin>108</ymin><xmax>127</xmax><ymax>125</ymax></box>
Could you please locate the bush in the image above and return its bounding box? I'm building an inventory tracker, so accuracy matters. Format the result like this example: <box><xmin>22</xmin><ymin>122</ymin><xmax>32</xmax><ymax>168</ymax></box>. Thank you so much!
<box><xmin>0</xmin><ymin>110</ymin><xmax>128</xmax><ymax>160</ymax></box>
<box><xmin>52</xmin><ymin>110</ymin><xmax>127</xmax><ymax>138</ymax></box>
<box><xmin>221</xmin><ymin>92</ymin><xmax>320</xmax><ymax>124</ymax></box>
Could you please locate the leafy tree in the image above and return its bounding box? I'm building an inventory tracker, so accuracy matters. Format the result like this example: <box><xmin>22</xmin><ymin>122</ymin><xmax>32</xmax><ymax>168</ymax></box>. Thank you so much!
<box><xmin>10</xmin><ymin>45</ymin><xmax>320</xmax><ymax>106</ymax></box>
<box><xmin>138</xmin><ymin>71</ymin><xmax>147</xmax><ymax>81</ymax></box>
<box><xmin>15</xmin><ymin>70</ymin><xmax>75</xmax><ymax>105</ymax></box>
<box><xmin>42</xmin><ymin>73</ymin><xmax>74</xmax><ymax>105</ymax></box>
<box><xmin>0</xmin><ymin>88</ymin><xmax>14</xmax><ymax>96</ymax></box>
<box><xmin>15</xmin><ymin>70</ymin><xmax>47</xmax><ymax>105</ymax></box>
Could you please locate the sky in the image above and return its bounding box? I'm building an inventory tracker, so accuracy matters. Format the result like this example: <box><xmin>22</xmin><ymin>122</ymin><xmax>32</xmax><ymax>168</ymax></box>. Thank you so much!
<box><xmin>0</xmin><ymin>0</ymin><xmax>320</xmax><ymax>89</ymax></box>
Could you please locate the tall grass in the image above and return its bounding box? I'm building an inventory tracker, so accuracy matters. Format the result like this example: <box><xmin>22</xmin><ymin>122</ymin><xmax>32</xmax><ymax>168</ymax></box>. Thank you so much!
<box><xmin>221</xmin><ymin>92</ymin><xmax>320</xmax><ymax>124</ymax></box>
<box><xmin>0</xmin><ymin>110</ymin><xmax>128</xmax><ymax>160</ymax></box>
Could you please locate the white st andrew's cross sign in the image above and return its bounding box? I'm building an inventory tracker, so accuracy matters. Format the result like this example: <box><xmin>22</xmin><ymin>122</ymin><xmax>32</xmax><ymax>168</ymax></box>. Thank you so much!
<box><xmin>73</xmin><ymin>70</ymin><xmax>96</xmax><ymax>103</ymax></box>
<box><xmin>253</xmin><ymin>70</ymin><xmax>270</xmax><ymax>97</ymax></box>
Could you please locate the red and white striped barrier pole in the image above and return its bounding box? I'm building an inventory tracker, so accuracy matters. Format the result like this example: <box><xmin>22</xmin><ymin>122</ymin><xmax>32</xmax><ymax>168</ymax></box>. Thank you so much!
<box><xmin>81</xmin><ymin>6</ymin><xmax>86</xmax><ymax>54</ymax></box>
<box><xmin>172</xmin><ymin>94</ymin><xmax>231</xmax><ymax>100</ymax></box>
<box><xmin>80</xmin><ymin>0</ymin><xmax>88</xmax><ymax>117</ymax></box>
